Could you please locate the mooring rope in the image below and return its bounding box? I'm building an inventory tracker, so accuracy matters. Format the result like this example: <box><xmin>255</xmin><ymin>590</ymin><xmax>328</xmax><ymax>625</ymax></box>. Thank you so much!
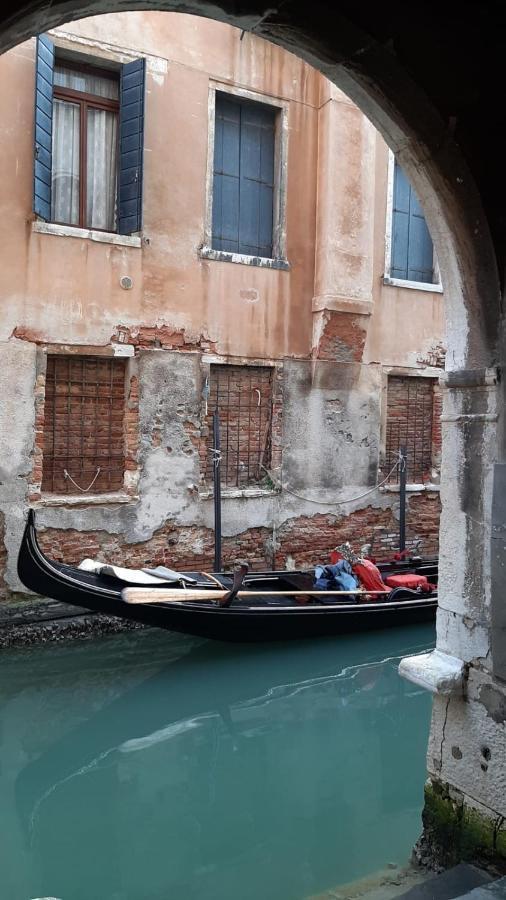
<box><xmin>260</xmin><ymin>451</ymin><xmax>404</xmax><ymax>507</ymax></box>
<box><xmin>63</xmin><ymin>467</ymin><xmax>101</xmax><ymax>493</ymax></box>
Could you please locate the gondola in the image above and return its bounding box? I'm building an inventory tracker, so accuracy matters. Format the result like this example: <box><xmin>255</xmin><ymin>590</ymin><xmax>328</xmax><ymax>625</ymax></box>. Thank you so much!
<box><xmin>17</xmin><ymin>510</ymin><xmax>438</xmax><ymax>642</ymax></box>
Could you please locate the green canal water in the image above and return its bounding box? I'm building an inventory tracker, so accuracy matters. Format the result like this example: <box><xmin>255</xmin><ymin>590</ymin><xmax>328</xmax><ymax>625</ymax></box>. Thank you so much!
<box><xmin>0</xmin><ymin>625</ymin><xmax>434</xmax><ymax>900</ymax></box>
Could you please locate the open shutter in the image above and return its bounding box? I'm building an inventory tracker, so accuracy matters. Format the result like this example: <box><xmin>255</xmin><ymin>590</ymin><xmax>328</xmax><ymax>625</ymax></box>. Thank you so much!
<box><xmin>118</xmin><ymin>58</ymin><xmax>145</xmax><ymax>235</ymax></box>
<box><xmin>33</xmin><ymin>35</ymin><xmax>54</xmax><ymax>221</ymax></box>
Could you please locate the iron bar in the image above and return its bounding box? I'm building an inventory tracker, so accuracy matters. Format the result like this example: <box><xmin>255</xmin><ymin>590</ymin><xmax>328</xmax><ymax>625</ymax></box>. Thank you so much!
<box><xmin>213</xmin><ymin>408</ymin><xmax>222</xmax><ymax>572</ymax></box>
<box><xmin>399</xmin><ymin>445</ymin><xmax>407</xmax><ymax>553</ymax></box>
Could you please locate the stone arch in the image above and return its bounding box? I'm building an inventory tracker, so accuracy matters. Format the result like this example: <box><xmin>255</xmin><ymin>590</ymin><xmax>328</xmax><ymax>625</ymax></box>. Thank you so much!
<box><xmin>3</xmin><ymin>0</ymin><xmax>506</xmax><ymax>868</ymax></box>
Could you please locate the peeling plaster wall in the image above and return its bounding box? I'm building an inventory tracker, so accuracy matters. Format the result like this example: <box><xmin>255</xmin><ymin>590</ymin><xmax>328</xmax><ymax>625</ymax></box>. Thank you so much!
<box><xmin>0</xmin><ymin>11</ymin><xmax>445</xmax><ymax>598</ymax></box>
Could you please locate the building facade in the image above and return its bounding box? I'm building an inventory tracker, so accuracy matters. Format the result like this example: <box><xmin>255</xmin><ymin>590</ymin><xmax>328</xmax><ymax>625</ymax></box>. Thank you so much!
<box><xmin>0</xmin><ymin>11</ymin><xmax>445</xmax><ymax>597</ymax></box>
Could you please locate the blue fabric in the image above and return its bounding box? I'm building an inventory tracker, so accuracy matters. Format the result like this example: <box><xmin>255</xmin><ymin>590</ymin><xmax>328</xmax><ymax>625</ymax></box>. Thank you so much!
<box><xmin>314</xmin><ymin>561</ymin><xmax>359</xmax><ymax>599</ymax></box>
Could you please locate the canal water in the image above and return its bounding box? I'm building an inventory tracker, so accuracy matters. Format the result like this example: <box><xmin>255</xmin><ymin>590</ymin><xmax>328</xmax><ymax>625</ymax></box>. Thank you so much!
<box><xmin>0</xmin><ymin>625</ymin><xmax>434</xmax><ymax>900</ymax></box>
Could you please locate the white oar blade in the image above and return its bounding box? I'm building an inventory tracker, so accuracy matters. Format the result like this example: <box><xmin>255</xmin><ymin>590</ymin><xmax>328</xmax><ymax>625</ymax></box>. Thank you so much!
<box><xmin>123</xmin><ymin>588</ymin><xmax>227</xmax><ymax>604</ymax></box>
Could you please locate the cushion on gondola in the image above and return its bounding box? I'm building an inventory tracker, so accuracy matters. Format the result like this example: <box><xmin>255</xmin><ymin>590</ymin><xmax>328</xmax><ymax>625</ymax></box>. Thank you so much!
<box><xmin>384</xmin><ymin>573</ymin><xmax>432</xmax><ymax>591</ymax></box>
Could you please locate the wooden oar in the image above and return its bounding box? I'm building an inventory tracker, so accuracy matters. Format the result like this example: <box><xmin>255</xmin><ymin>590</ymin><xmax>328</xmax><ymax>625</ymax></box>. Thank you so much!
<box><xmin>122</xmin><ymin>587</ymin><xmax>389</xmax><ymax>605</ymax></box>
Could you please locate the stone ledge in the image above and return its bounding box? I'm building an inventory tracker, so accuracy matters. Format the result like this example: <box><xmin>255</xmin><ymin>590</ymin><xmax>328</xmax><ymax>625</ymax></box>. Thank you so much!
<box><xmin>399</xmin><ymin>649</ymin><xmax>466</xmax><ymax>695</ymax></box>
<box><xmin>199</xmin><ymin>245</ymin><xmax>290</xmax><ymax>270</ymax></box>
<box><xmin>0</xmin><ymin>598</ymin><xmax>144</xmax><ymax>649</ymax></box>
<box><xmin>32</xmin><ymin>220</ymin><xmax>142</xmax><ymax>248</ymax></box>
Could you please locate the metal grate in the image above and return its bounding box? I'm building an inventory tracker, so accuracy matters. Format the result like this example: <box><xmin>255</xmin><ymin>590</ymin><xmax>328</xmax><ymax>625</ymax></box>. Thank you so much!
<box><xmin>205</xmin><ymin>365</ymin><xmax>277</xmax><ymax>488</ymax></box>
<box><xmin>41</xmin><ymin>356</ymin><xmax>126</xmax><ymax>494</ymax></box>
<box><xmin>385</xmin><ymin>376</ymin><xmax>435</xmax><ymax>483</ymax></box>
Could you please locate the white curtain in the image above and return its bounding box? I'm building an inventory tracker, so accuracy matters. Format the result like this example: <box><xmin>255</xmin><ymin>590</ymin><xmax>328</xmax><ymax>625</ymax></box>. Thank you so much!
<box><xmin>51</xmin><ymin>99</ymin><xmax>80</xmax><ymax>226</ymax></box>
<box><xmin>86</xmin><ymin>108</ymin><xmax>118</xmax><ymax>231</ymax></box>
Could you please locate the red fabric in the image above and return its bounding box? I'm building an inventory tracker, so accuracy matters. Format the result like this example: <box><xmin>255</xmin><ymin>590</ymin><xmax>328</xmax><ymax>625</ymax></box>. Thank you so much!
<box><xmin>352</xmin><ymin>559</ymin><xmax>387</xmax><ymax>594</ymax></box>
<box><xmin>329</xmin><ymin>550</ymin><xmax>343</xmax><ymax>564</ymax></box>
<box><xmin>384</xmin><ymin>573</ymin><xmax>431</xmax><ymax>590</ymax></box>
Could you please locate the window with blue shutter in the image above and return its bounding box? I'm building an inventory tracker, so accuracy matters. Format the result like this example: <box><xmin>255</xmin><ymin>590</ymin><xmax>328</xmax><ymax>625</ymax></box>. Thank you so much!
<box><xmin>33</xmin><ymin>35</ymin><xmax>54</xmax><ymax>221</ymax></box>
<box><xmin>33</xmin><ymin>38</ymin><xmax>145</xmax><ymax>236</ymax></box>
<box><xmin>391</xmin><ymin>161</ymin><xmax>435</xmax><ymax>283</ymax></box>
<box><xmin>118</xmin><ymin>58</ymin><xmax>146</xmax><ymax>235</ymax></box>
<box><xmin>212</xmin><ymin>93</ymin><xmax>277</xmax><ymax>258</ymax></box>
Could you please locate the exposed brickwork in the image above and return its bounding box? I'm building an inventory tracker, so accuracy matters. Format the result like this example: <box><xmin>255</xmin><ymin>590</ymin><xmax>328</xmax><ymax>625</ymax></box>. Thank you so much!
<box><xmin>28</xmin><ymin>371</ymin><xmax>46</xmax><ymax>502</ymax></box>
<box><xmin>29</xmin><ymin>356</ymin><xmax>140</xmax><ymax>500</ymax></box>
<box><xmin>124</xmin><ymin>373</ymin><xmax>140</xmax><ymax>483</ymax></box>
<box><xmin>417</xmin><ymin>343</ymin><xmax>446</xmax><ymax>369</ymax></box>
<box><xmin>113</xmin><ymin>325</ymin><xmax>217</xmax><ymax>353</ymax></box>
<box><xmin>432</xmin><ymin>382</ymin><xmax>443</xmax><ymax>468</ymax></box>
<box><xmin>386</xmin><ymin>375</ymin><xmax>436</xmax><ymax>483</ymax></box>
<box><xmin>38</xmin><ymin>521</ymin><xmax>272</xmax><ymax>572</ymax></box>
<box><xmin>0</xmin><ymin>511</ymin><xmax>7</xmax><ymax>600</ymax></box>
<box><xmin>406</xmin><ymin>490</ymin><xmax>441</xmax><ymax>557</ymax></box>
<box><xmin>41</xmin><ymin>356</ymin><xmax>127</xmax><ymax>494</ymax></box>
<box><xmin>37</xmin><ymin>492</ymin><xmax>440</xmax><ymax>577</ymax></box>
<box><xmin>203</xmin><ymin>364</ymin><xmax>283</xmax><ymax>489</ymax></box>
<box><xmin>314</xmin><ymin>311</ymin><xmax>367</xmax><ymax>362</ymax></box>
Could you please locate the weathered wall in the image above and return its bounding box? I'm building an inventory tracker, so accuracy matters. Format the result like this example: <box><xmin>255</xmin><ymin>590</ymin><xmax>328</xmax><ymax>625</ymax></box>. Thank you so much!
<box><xmin>0</xmin><ymin>12</ymin><xmax>444</xmax><ymax>599</ymax></box>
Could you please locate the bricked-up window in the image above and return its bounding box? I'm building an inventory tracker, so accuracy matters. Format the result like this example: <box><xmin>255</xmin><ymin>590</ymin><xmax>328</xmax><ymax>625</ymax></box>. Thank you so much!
<box><xmin>205</xmin><ymin>365</ymin><xmax>281</xmax><ymax>489</ymax></box>
<box><xmin>42</xmin><ymin>356</ymin><xmax>126</xmax><ymax>494</ymax></box>
<box><xmin>385</xmin><ymin>376</ymin><xmax>435</xmax><ymax>483</ymax></box>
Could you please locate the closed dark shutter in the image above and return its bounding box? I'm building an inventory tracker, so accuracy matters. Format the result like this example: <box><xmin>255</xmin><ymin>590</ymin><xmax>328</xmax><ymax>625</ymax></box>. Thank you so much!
<box><xmin>212</xmin><ymin>93</ymin><xmax>276</xmax><ymax>258</ymax></box>
<box><xmin>33</xmin><ymin>35</ymin><xmax>54</xmax><ymax>221</ymax></box>
<box><xmin>391</xmin><ymin>161</ymin><xmax>434</xmax><ymax>283</ymax></box>
<box><xmin>118</xmin><ymin>58</ymin><xmax>146</xmax><ymax>235</ymax></box>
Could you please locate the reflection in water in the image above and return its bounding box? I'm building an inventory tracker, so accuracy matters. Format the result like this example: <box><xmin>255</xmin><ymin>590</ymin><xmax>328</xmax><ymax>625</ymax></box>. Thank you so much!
<box><xmin>0</xmin><ymin>625</ymin><xmax>434</xmax><ymax>900</ymax></box>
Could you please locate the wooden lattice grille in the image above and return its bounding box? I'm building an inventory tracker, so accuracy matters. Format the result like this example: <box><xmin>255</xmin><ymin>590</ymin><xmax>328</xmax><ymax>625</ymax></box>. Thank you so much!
<box><xmin>42</xmin><ymin>356</ymin><xmax>126</xmax><ymax>493</ymax></box>
<box><xmin>205</xmin><ymin>365</ymin><xmax>279</xmax><ymax>488</ymax></box>
<box><xmin>385</xmin><ymin>376</ymin><xmax>435</xmax><ymax>483</ymax></box>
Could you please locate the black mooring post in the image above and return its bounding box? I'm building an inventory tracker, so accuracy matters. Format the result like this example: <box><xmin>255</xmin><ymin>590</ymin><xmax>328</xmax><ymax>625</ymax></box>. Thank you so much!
<box><xmin>399</xmin><ymin>445</ymin><xmax>407</xmax><ymax>554</ymax></box>
<box><xmin>213</xmin><ymin>409</ymin><xmax>222</xmax><ymax>572</ymax></box>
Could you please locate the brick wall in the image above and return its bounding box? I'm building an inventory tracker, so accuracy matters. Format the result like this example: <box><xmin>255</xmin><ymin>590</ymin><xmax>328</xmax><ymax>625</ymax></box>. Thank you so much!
<box><xmin>202</xmin><ymin>364</ymin><xmax>283</xmax><ymax>489</ymax></box>
<box><xmin>29</xmin><ymin>353</ymin><xmax>140</xmax><ymax>501</ymax></box>
<box><xmin>37</xmin><ymin>491</ymin><xmax>440</xmax><ymax>577</ymax></box>
<box><xmin>314</xmin><ymin>311</ymin><xmax>368</xmax><ymax>362</ymax></box>
<box><xmin>386</xmin><ymin>375</ymin><xmax>437</xmax><ymax>483</ymax></box>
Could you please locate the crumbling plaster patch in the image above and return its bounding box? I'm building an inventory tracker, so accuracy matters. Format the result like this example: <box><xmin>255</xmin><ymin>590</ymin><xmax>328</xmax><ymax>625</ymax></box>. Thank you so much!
<box><xmin>0</xmin><ymin>340</ymin><xmax>38</xmax><ymax>591</ymax></box>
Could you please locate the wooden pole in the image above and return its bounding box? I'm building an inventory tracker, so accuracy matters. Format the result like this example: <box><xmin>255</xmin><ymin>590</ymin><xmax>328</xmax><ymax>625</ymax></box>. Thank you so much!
<box><xmin>213</xmin><ymin>409</ymin><xmax>222</xmax><ymax>572</ymax></box>
<box><xmin>399</xmin><ymin>445</ymin><xmax>407</xmax><ymax>554</ymax></box>
<box><xmin>123</xmin><ymin>587</ymin><xmax>390</xmax><ymax>605</ymax></box>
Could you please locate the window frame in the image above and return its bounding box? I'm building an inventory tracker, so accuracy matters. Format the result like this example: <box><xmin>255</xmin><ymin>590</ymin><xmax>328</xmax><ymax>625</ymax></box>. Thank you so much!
<box><xmin>200</xmin><ymin>83</ymin><xmax>290</xmax><ymax>270</ymax></box>
<box><xmin>383</xmin><ymin>150</ymin><xmax>443</xmax><ymax>293</ymax></box>
<box><xmin>52</xmin><ymin>56</ymin><xmax>120</xmax><ymax>233</ymax></box>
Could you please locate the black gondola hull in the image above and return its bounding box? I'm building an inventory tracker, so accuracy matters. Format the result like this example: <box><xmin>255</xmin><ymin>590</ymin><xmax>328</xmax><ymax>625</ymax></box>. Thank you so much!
<box><xmin>17</xmin><ymin>512</ymin><xmax>437</xmax><ymax>642</ymax></box>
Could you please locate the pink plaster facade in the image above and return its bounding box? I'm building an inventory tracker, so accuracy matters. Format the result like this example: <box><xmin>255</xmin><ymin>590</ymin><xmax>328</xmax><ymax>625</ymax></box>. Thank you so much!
<box><xmin>0</xmin><ymin>11</ymin><xmax>443</xmax><ymax>362</ymax></box>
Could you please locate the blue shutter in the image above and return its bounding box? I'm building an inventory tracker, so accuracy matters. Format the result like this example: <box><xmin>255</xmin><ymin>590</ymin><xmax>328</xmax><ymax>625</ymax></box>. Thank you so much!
<box><xmin>391</xmin><ymin>161</ymin><xmax>434</xmax><ymax>284</ymax></box>
<box><xmin>212</xmin><ymin>93</ymin><xmax>275</xmax><ymax>258</ymax></box>
<box><xmin>118</xmin><ymin>58</ymin><xmax>145</xmax><ymax>235</ymax></box>
<box><xmin>212</xmin><ymin>95</ymin><xmax>240</xmax><ymax>252</ymax></box>
<box><xmin>33</xmin><ymin>35</ymin><xmax>54</xmax><ymax>221</ymax></box>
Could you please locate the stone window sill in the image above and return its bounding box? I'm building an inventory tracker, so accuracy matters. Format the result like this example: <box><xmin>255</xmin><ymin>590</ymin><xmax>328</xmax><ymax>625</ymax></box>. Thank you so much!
<box><xmin>383</xmin><ymin>274</ymin><xmax>443</xmax><ymax>294</ymax></box>
<box><xmin>199</xmin><ymin>246</ymin><xmax>290</xmax><ymax>271</ymax></box>
<box><xmin>33</xmin><ymin>492</ymin><xmax>137</xmax><ymax>508</ymax></box>
<box><xmin>199</xmin><ymin>486</ymin><xmax>280</xmax><ymax>500</ymax></box>
<box><xmin>33</xmin><ymin>220</ymin><xmax>142</xmax><ymax>249</ymax></box>
<box><xmin>381</xmin><ymin>483</ymin><xmax>440</xmax><ymax>493</ymax></box>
